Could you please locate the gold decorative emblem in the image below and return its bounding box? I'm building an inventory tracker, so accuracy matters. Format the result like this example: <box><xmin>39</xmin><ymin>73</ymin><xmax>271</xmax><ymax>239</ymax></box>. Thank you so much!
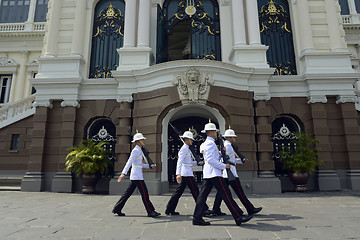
<box><xmin>185</xmin><ymin>0</ymin><xmax>196</xmax><ymax>16</ymax></box>
<box><xmin>106</xmin><ymin>3</ymin><xmax>115</xmax><ymax>18</ymax></box>
<box><xmin>268</xmin><ymin>0</ymin><xmax>277</xmax><ymax>15</ymax></box>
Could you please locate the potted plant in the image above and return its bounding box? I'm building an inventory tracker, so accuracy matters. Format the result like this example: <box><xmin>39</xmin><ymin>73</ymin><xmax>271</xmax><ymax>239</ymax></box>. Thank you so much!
<box><xmin>65</xmin><ymin>140</ymin><xmax>112</xmax><ymax>194</ymax></box>
<box><xmin>278</xmin><ymin>133</ymin><xmax>323</xmax><ymax>191</ymax></box>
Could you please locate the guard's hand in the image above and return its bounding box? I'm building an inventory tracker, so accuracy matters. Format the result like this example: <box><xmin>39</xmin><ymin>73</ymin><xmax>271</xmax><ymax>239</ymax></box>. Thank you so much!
<box><xmin>226</xmin><ymin>164</ymin><xmax>230</xmax><ymax>169</ymax></box>
<box><xmin>117</xmin><ymin>174</ymin><xmax>125</xmax><ymax>182</ymax></box>
<box><xmin>152</xmin><ymin>164</ymin><xmax>157</xmax><ymax>169</ymax></box>
<box><xmin>176</xmin><ymin>175</ymin><xmax>182</xmax><ymax>184</ymax></box>
<box><xmin>199</xmin><ymin>161</ymin><xmax>204</xmax><ymax>166</ymax></box>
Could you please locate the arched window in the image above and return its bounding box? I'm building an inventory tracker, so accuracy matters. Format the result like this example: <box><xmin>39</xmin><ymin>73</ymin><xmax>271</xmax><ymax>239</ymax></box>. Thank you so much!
<box><xmin>157</xmin><ymin>0</ymin><xmax>221</xmax><ymax>63</ymax></box>
<box><xmin>89</xmin><ymin>0</ymin><xmax>125</xmax><ymax>78</ymax></box>
<box><xmin>258</xmin><ymin>0</ymin><xmax>297</xmax><ymax>75</ymax></box>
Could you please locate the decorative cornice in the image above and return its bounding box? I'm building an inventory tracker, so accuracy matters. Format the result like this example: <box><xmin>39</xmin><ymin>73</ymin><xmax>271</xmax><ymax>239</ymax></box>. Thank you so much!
<box><xmin>307</xmin><ymin>96</ymin><xmax>328</xmax><ymax>104</ymax></box>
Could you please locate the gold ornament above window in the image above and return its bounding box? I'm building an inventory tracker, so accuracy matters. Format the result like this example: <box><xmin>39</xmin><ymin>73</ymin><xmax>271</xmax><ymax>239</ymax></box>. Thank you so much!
<box><xmin>185</xmin><ymin>0</ymin><xmax>196</xmax><ymax>16</ymax></box>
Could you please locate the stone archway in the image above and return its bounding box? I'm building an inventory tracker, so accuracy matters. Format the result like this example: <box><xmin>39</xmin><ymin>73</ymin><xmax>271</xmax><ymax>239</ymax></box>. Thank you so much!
<box><xmin>161</xmin><ymin>104</ymin><xmax>225</xmax><ymax>182</ymax></box>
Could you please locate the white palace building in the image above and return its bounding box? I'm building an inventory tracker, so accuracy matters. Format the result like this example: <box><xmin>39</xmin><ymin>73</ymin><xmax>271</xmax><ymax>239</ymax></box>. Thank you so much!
<box><xmin>0</xmin><ymin>0</ymin><xmax>360</xmax><ymax>194</ymax></box>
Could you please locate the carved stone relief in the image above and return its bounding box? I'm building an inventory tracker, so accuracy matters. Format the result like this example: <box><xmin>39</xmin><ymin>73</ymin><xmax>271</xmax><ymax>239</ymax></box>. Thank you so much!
<box><xmin>172</xmin><ymin>68</ymin><xmax>214</xmax><ymax>103</ymax></box>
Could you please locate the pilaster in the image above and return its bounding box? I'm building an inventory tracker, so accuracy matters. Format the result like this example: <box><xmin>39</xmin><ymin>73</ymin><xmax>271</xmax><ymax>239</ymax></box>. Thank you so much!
<box><xmin>338</xmin><ymin>102</ymin><xmax>360</xmax><ymax>189</ymax></box>
<box><xmin>21</xmin><ymin>107</ymin><xmax>48</xmax><ymax>192</ymax></box>
<box><xmin>109</xmin><ymin>102</ymin><xmax>132</xmax><ymax>195</ymax></box>
<box><xmin>309</xmin><ymin>102</ymin><xmax>341</xmax><ymax>191</ymax></box>
<box><xmin>51</xmin><ymin>107</ymin><xmax>77</xmax><ymax>193</ymax></box>
<box><xmin>253</xmin><ymin>100</ymin><xmax>281</xmax><ymax>193</ymax></box>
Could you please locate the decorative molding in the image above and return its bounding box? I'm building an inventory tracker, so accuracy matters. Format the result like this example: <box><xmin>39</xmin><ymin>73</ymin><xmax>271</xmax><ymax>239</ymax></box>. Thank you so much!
<box><xmin>307</xmin><ymin>96</ymin><xmax>328</xmax><ymax>104</ymax></box>
<box><xmin>0</xmin><ymin>56</ymin><xmax>17</xmax><ymax>66</ymax></box>
<box><xmin>254</xmin><ymin>94</ymin><xmax>271</xmax><ymax>101</ymax></box>
<box><xmin>336</xmin><ymin>95</ymin><xmax>359</xmax><ymax>104</ymax></box>
<box><xmin>172</xmin><ymin>68</ymin><xmax>214</xmax><ymax>103</ymax></box>
<box><xmin>116</xmin><ymin>95</ymin><xmax>133</xmax><ymax>103</ymax></box>
<box><xmin>60</xmin><ymin>100</ymin><xmax>80</xmax><ymax>108</ymax></box>
<box><xmin>33</xmin><ymin>100</ymin><xmax>53</xmax><ymax>109</ymax></box>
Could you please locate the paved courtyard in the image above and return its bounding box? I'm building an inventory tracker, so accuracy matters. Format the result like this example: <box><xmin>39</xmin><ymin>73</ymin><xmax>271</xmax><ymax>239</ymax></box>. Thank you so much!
<box><xmin>0</xmin><ymin>190</ymin><xmax>359</xmax><ymax>239</ymax></box>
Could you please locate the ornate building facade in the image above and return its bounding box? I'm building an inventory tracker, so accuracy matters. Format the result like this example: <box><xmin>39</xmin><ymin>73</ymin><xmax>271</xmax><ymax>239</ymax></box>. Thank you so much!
<box><xmin>0</xmin><ymin>0</ymin><xmax>359</xmax><ymax>194</ymax></box>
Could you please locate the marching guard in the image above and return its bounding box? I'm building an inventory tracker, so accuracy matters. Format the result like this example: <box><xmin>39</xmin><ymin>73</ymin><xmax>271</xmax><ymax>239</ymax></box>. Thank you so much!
<box><xmin>209</xmin><ymin>128</ymin><xmax>262</xmax><ymax>216</ymax></box>
<box><xmin>192</xmin><ymin>122</ymin><xmax>253</xmax><ymax>226</ymax></box>
<box><xmin>112</xmin><ymin>132</ymin><xmax>161</xmax><ymax>218</ymax></box>
<box><xmin>165</xmin><ymin>130</ymin><xmax>210</xmax><ymax>215</ymax></box>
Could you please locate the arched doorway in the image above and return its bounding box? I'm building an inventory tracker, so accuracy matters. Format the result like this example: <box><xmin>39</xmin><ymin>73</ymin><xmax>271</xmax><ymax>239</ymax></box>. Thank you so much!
<box><xmin>168</xmin><ymin>116</ymin><xmax>210</xmax><ymax>183</ymax></box>
<box><xmin>271</xmin><ymin>115</ymin><xmax>301</xmax><ymax>176</ymax></box>
<box><xmin>85</xmin><ymin>117</ymin><xmax>117</xmax><ymax>177</ymax></box>
<box><xmin>161</xmin><ymin>104</ymin><xmax>225</xmax><ymax>182</ymax></box>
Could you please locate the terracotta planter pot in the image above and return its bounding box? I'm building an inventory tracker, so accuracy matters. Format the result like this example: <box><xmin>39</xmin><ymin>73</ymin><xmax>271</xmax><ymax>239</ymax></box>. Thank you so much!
<box><xmin>80</xmin><ymin>174</ymin><xmax>100</xmax><ymax>194</ymax></box>
<box><xmin>289</xmin><ymin>172</ymin><xmax>310</xmax><ymax>192</ymax></box>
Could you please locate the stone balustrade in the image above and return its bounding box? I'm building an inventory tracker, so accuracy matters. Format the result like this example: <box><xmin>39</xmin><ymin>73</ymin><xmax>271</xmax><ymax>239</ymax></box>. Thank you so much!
<box><xmin>0</xmin><ymin>94</ymin><xmax>36</xmax><ymax>128</ymax></box>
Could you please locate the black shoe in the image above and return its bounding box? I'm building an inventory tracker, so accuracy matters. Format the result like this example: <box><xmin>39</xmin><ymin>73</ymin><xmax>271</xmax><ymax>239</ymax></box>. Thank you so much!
<box><xmin>249</xmin><ymin>207</ymin><xmax>262</xmax><ymax>215</ymax></box>
<box><xmin>235</xmin><ymin>214</ymin><xmax>253</xmax><ymax>226</ymax></box>
<box><xmin>165</xmin><ymin>210</ymin><xmax>180</xmax><ymax>215</ymax></box>
<box><xmin>202</xmin><ymin>209</ymin><xmax>212</xmax><ymax>217</ymax></box>
<box><xmin>192</xmin><ymin>219</ymin><xmax>211</xmax><ymax>226</ymax></box>
<box><xmin>212</xmin><ymin>211</ymin><xmax>226</xmax><ymax>216</ymax></box>
<box><xmin>112</xmin><ymin>210</ymin><xmax>125</xmax><ymax>216</ymax></box>
<box><xmin>148</xmin><ymin>211</ymin><xmax>161</xmax><ymax>218</ymax></box>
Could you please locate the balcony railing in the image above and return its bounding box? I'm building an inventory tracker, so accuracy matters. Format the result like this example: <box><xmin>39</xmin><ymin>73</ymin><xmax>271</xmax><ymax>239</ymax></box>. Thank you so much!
<box><xmin>0</xmin><ymin>95</ymin><xmax>36</xmax><ymax>129</ymax></box>
<box><xmin>0</xmin><ymin>22</ymin><xmax>46</xmax><ymax>33</ymax></box>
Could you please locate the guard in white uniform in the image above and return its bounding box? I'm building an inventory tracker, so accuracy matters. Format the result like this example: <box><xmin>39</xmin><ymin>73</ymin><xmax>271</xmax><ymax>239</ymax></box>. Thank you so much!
<box><xmin>192</xmin><ymin>122</ymin><xmax>253</xmax><ymax>226</ymax></box>
<box><xmin>165</xmin><ymin>131</ymin><xmax>209</xmax><ymax>215</ymax></box>
<box><xmin>112</xmin><ymin>132</ymin><xmax>161</xmax><ymax>218</ymax></box>
<box><xmin>210</xmin><ymin>128</ymin><xmax>262</xmax><ymax>216</ymax></box>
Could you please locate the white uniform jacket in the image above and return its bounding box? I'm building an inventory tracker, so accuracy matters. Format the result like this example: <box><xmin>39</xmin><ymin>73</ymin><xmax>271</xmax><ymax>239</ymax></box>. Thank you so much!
<box><xmin>200</xmin><ymin>136</ymin><xmax>226</xmax><ymax>179</ymax></box>
<box><xmin>121</xmin><ymin>145</ymin><xmax>150</xmax><ymax>180</ymax></box>
<box><xmin>222</xmin><ymin>140</ymin><xmax>243</xmax><ymax>179</ymax></box>
<box><xmin>176</xmin><ymin>144</ymin><xmax>197</xmax><ymax>177</ymax></box>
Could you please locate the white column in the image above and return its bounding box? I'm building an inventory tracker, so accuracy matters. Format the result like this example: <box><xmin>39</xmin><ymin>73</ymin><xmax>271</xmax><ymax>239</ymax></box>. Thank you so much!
<box><xmin>245</xmin><ymin>0</ymin><xmax>261</xmax><ymax>45</ymax></box>
<box><xmin>16</xmin><ymin>51</ymin><xmax>30</xmax><ymax>101</ymax></box>
<box><xmin>232</xmin><ymin>0</ymin><xmax>246</xmax><ymax>45</ymax></box>
<box><xmin>348</xmin><ymin>0</ymin><xmax>357</xmax><ymax>15</ymax></box>
<box><xmin>325</xmin><ymin>0</ymin><xmax>347</xmax><ymax>50</ymax></box>
<box><xmin>296</xmin><ymin>0</ymin><xmax>314</xmax><ymax>52</ymax></box>
<box><xmin>71</xmin><ymin>0</ymin><xmax>87</xmax><ymax>55</ymax></box>
<box><xmin>45</xmin><ymin>0</ymin><xmax>63</xmax><ymax>56</ymax></box>
<box><xmin>123</xmin><ymin>0</ymin><xmax>137</xmax><ymax>47</ymax></box>
<box><xmin>26</xmin><ymin>0</ymin><xmax>37</xmax><ymax>23</ymax></box>
<box><xmin>137</xmin><ymin>0</ymin><xmax>151</xmax><ymax>47</ymax></box>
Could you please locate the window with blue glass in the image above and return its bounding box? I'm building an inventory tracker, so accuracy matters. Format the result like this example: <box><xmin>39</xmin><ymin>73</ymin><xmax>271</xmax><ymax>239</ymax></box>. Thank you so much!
<box><xmin>89</xmin><ymin>0</ymin><xmax>125</xmax><ymax>78</ymax></box>
<box><xmin>339</xmin><ymin>0</ymin><xmax>350</xmax><ymax>15</ymax></box>
<box><xmin>0</xmin><ymin>0</ymin><xmax>30</xmax><ymax>23</ymax></box>
<box><xmin>258</xmin><ymin>0</ymin><xmax>297</xmax><ymax>75</ymax></box>
<box><xmin>157</xmin><ymin>0</ymin><xmax>221</xmax><ymax>63</ymax></box>
<box><xmin>34</xmin><ymin>0</ymin><xmax>49</xmax><ymax>22</ymax></box>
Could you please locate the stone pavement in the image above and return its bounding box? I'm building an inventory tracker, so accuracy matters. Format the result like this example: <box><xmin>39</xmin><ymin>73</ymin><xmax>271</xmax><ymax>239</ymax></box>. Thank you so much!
<box><xmin>0</xmin><ymin>190</ymin><xmax>360</xmax><ymax>240</ymax></box>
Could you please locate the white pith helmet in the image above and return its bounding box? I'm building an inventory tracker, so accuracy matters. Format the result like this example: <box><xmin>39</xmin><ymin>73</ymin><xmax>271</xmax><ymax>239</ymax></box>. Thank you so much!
<box><xmin>132</xmin><ymin>131</ymin><xmax>146</xmax><ymax>142</ymax></box>
<box><xmin>181</xmin><ymin>131</ymin><xmax>194</xmax><ymax>140</ymax></box>
<box><xmin>223</xmin><ymin>127</ymin><xmax>237</xmax><ymax>138</ymax></box>
<box><xmin>201</xmin><ymin>120</ymin><xmax>219</xmax><ymax>133</ymax></box>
